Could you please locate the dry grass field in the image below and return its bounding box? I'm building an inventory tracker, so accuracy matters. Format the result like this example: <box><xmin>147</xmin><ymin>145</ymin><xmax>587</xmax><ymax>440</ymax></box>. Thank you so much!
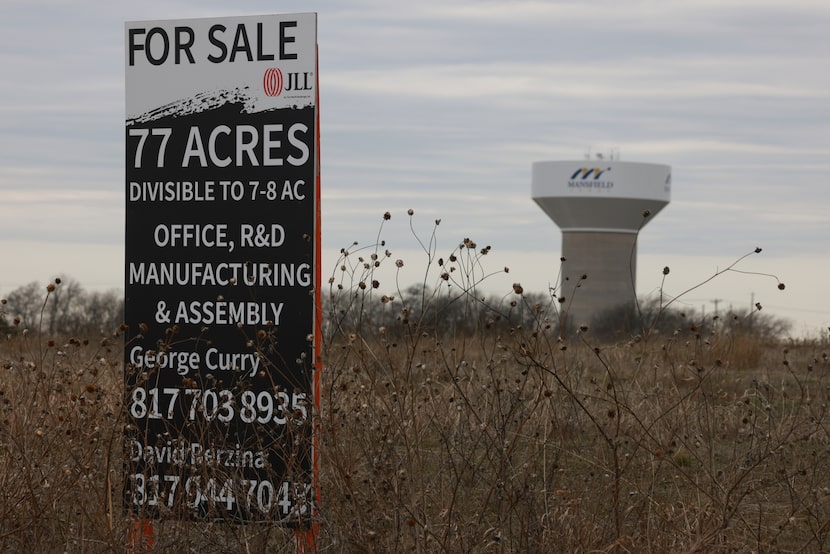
<box><xmin>319</xmin><ymin>290</ymin><xmax>830</xmax><ymax>553</ymax></box>
<box><xmin>2</xmin><ymin>227</ymin><xmax>828</xmax><ymax>552</ymax></box>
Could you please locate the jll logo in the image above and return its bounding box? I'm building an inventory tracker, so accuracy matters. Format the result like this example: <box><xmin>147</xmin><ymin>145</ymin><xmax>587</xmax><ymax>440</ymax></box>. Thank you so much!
<box><xmin>263</xmin><ymin>68</ymin><xmax>283</xmax><ymax>97</ymax></box>
<box><xmin>263</xmin><ymin>68</ymin><xmax>314</xmax><ymax>97</ymax></box>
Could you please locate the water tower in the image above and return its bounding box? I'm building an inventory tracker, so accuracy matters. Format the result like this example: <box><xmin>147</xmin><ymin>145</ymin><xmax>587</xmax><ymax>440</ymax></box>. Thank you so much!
<box><xmin>531</xmin><ymin>159</ymin><xmax>671</xmax><ymax>327</ymax></box>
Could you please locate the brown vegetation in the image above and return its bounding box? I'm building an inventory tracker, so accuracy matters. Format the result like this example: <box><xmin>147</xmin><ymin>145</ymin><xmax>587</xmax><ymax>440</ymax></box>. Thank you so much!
<box><xmin>320</xmin><ymin>279</ymin><xmax>830</xmax><ymax>553</ymax></box>
<box><xmin>1</xmin><ymin>221</ymin><xmax>828</xmax><ymax>552</ymax></box>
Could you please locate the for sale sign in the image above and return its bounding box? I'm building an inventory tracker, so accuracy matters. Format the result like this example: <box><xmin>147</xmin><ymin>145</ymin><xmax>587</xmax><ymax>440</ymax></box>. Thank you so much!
<box><xmin>124</xmin><ymin>14</ymin><xmax>319</xmax><ymax>524</ymax></box>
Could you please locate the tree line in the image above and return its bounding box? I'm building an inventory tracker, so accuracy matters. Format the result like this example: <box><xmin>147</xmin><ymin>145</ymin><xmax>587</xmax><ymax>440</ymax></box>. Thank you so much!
<box><xmin>1</xmin><ymin>278</ymin><xmax>123</xmax><ymax>336</ymax></box>
<box><xmin>324</xmin><ymin>282</ymin><xmax>791</xmax><ymax>343</ymax></box>
<box><xmin>1</xmin><ymin>276</ymin><xmax>788</xmax><ymax>341</ymax></box>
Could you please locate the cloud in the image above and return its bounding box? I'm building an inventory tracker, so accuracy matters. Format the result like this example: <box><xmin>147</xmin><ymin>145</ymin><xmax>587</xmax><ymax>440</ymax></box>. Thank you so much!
<box><xmin>0</xmin><ymin>1</ymin><xmax>828</xmax><ymax>334</ymax></box>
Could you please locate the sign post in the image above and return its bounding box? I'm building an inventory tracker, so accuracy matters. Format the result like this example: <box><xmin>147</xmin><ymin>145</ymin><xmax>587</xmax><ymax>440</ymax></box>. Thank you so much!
<box><xmin>124</xmin><ymin>13</ymin><xmax>320</xmax><ymax>545</ymax></box>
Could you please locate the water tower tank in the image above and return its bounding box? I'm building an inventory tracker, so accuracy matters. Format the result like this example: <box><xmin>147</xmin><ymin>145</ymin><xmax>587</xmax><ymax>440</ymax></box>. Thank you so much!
<box><xmin>531</xmin><ymin>160</ymin><xmax>671</xmax><ymax>327</ymax></box>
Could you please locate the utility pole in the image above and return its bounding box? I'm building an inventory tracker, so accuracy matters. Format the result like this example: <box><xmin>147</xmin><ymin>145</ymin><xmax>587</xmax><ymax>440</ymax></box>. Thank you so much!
<box><xmin>712</xmin><ymin>299</ymin><xmax>723</xmax><ymax>333</ymax></box>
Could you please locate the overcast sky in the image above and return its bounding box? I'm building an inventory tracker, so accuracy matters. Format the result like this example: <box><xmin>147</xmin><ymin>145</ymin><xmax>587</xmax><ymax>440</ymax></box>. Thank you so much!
<box><xmin>1</xmin><ymin>0</ymin><xmax>828</xmax><ymax>336</ymax></box>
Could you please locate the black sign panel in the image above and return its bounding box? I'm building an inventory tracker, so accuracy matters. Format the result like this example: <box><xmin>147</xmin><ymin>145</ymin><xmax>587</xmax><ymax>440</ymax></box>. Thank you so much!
<box><xmin>124</xmin><ymin>14</ymin><xmax>318</xmax><ymax>524</ymax></box>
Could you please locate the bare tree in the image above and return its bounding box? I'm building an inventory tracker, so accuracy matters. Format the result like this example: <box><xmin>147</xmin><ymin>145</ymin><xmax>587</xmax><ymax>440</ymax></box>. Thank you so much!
<box><xmin>3</xmin><ymin>281</ymin><xmax>42</xmax><ymax>330</ymax></box>
<box><xmin>81</xmin><ymin>289</ymin><xmax>124</xmax><ymax>334</ymax></box>
<box><xmin>46</xmin><ymin>277</ymin><xmax>84</xmax><ymax>335</ymax></box>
